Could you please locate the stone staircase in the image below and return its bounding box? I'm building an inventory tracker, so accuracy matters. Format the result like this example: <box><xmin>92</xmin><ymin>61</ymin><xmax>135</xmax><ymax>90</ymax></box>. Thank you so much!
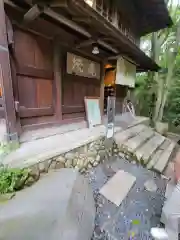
<box><xmin>114</xmin><ymin>123</ymin><xmax>177</xmax><ymax>173</ymax></box>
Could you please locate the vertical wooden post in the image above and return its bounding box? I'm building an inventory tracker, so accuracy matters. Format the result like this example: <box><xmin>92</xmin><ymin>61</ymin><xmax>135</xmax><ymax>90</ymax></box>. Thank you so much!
<box><xmin>53</xmin><ymin>38</ymin><xmax>63</xmax><ymax>121</ymax></box>
<box><xmin>0</xmin><ymin>1</ymin><xmax>18</xmax><ymax>142</ymax></box>
<box><xmin>100</xmin><ymin>61</ymin><xmax>105</xmax><ymax>117</ymax></box>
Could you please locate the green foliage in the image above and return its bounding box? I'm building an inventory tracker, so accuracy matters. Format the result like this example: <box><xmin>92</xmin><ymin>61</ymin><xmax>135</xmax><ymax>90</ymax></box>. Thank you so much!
<box><xmin>0</xmin><ymin>167</ymin><xmax>29</xmax><ymax>194</ymax></box>
<box><xmin>136</xmin><ymin>3</ymin><xmax>180</xmax><ymax>129</ymax></box>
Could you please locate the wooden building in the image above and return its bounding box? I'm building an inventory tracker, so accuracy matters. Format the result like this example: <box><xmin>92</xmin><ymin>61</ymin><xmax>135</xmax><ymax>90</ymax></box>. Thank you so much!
<box><xmin>0</xmin><ymin>0</ymin><xmax>172</xmax><ymax>142</ymax></box>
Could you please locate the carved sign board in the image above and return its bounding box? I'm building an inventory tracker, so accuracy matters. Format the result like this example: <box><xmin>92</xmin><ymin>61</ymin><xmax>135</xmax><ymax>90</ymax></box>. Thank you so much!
<box><xmin>115</xmin><ymin>57</ymin><xmax>136</xmax><ymax>88</ymax></box>
<box><xmin>67</xmin><ymin>52</ymin><xmax>100</xmax><ymax>79</ymax></box>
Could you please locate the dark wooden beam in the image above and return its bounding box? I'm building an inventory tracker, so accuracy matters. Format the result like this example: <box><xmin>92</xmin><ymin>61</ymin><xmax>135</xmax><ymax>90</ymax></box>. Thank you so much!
<box><xmin>50</xmin><ymin>0</ymin><xmax>68</xmax><ymax>8</ymax></box>
<box><xmin>106</xmin><ymin>55</ymin><xmax>119</xmax><ymax>60</ymax></box>
<box><xmin>53</xmin><ymin>38</ymin><xmax>63</xmax><ymax>120</ymax></box>
<box><xmin>5</xmin><ymin>1</ymin><xmax>118</xmax><ymax>54</ymax></box>
<box><xmin>0</xmin><ymin>1</ymin><xmax>18</xmax><ymax>141</ymax></box>
<box><xmin>23</xmin><ymin>4</ymin><xmax>42</xmax><ymax>24</ymax></box>
<box><xmin>72</xmin><ymin>16</ymin><xmax>92</xmax><ymax>24</ymax></box>
<box><xmin>75</xmin><ymin>39</ymin><xmax>95</xmax><ymax>49</ymax></box>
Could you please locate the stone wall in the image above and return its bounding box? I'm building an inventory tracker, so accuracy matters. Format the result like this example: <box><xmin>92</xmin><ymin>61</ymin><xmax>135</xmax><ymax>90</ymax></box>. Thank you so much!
<box><xmin>27</xmin><ymin>137</ymin><xmax>114</xmax><ymax>182</ymax></box>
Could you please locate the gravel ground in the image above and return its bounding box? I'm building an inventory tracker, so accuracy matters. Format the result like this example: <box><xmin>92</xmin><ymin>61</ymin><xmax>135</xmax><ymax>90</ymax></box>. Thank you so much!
<box><xmin>85</xmin><ymin>157</ymin><xmax>167</xmax><ymax>240</ymax></box>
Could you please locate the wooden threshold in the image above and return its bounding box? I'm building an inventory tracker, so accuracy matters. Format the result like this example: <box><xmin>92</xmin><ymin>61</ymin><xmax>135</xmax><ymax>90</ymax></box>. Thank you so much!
<box><xmin>19</xmin><ymin>106</ymin><xmax>54</xmax><ymax>118</ymax></box>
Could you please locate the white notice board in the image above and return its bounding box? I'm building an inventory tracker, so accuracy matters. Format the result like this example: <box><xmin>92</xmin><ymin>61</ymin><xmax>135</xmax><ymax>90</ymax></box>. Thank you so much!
<box><xmin>84</xmin><ymin>97</ymin><xmax>102</xmax><ymax>128</ymax></box>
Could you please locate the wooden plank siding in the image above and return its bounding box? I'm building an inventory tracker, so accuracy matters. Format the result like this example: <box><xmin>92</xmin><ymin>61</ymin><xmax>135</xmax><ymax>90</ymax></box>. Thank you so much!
<box><xmin>13</xmin><ymin>29</ymin><xmax>56</xmax><ymax>126</ymax></box>
<box><xmin>0</xmin><ymin>3</ymin><xmax>17</xmax><ymax>140</ymax></box>
<box><xmin>62</xmin><ymin>72</ymin><xmax>100</xmax><ymax>120</ymax></box>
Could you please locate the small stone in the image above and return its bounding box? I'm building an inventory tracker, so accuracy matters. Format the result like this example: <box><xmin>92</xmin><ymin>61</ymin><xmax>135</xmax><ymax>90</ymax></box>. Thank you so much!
<box><xmin>88</xmin><ymin>157</ymin><xmax>95</xmax><ymax>164</ymax></box>
<box><xmin>80</xmin><ymin>168</ymin><xmax>86</xmax><ymax>173</ymax></box>
<box><xmin>87</xmin><ymin>151</ymin><xmax>97</xmax><ymax>158</ymax></box>
<box><xmin>161</xmin><ymin>174</ymin><xmax>169</xmax><ymax>180</ymax></box>
<box><xmin>88</xmin><ymin>164</ymin><xmax>92</xmax><ymax>169</ymax></box>
<box><xmin>55</xmin><ymin>161</ymin><xmax>65</xmax><ymax>169</ymax></box>
<box><xmin>65</xmin><ymin>159</ymin><xmax>73</xmax><ymax>168</ymax></box>
<box><xmin>93</xmin><ymin>161</ymin><xmax>98</xmax><ymax>167</ymax></box>
<box><xmin>89</xmin><ymin>142</ymin><xmax>95</xmax><ymax>149</ymax></box>
<box><xmin>119</xmin><ymin>152</ymin><xmax>125</xmax><ymax>158</ymax></box>
<box><xmin>72</xmin><ymin>158</ymin><xmax>78</xmax><ymax>167</ymax></box>
<box><xmin>38</xmin><ymin>162</ymin><xmax>46</xmax><ymax>173</ymax></box>
<box><xmin>65</xmin><ymin>152</ymin><xmax>75</xmax><ymax>160</ymax></box>
<box><xmin>99</xmin><ymin>150</ymin><xmax>106</xmax><ymax>159</ymax></box>
<box><xmin>83</xmin><ymin>145</ymin><xmax>88</xmax><ymax>153</ymax></box>
<box><xmin>144</xmin><ymin>179</ymin><xmax>157</xmax><ymax>192</ymax></box>
<box><xmin>29</xmin><ymin>164</ymin><xmax>40</xmax><ymax>180</ymax></box>
<box><xmin>96</xmin><ymin>155</ymin><xmax>100</xmax><ymax>162</ymax></box>
<box><xmin>56</xmin><ymin>156</ymin><xmax>66</xmax><ymax>163</ymax></box>
<box><xmin>25</xmin><ymin>176</ymin><xmax>35</xmax><ymax>187</ymax></box>
<box><xmin>48</xmin><ymin>161</ymin><xmax>57</xmax><ymax>171</ymax></box>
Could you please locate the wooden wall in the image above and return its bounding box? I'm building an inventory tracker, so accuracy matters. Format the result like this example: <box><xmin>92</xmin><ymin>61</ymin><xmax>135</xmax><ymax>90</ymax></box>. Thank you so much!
<box><xmin>11</xmin><ymin>27</ymin><xmax>101</xmax><ymax>129</ymax></box>
<box><xmin>62</xmin><ymin>73</ymin><xmax>100</xmax><ymax>119</ymax></box>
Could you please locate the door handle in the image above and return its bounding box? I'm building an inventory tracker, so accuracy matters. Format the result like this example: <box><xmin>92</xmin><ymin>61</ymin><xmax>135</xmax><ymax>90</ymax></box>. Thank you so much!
<box><xmin>14</xmin><ymin>101</ymin><xmax>19</xmax><ymax>113</ymax></box>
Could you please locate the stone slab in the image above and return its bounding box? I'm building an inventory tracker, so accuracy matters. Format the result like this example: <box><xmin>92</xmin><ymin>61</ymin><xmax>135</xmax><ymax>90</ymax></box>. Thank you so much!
<box><xmin>99</xmin><ymin>170</ymin><xmax>136</xmax><ymax>206</ymax></box>
<box><xmin>135</xmin><ymin>133</ymin><xmax>165</xmax><ymax>163</ymax></box>
<box><xmin>147</xmin><ymin>139</ymin><xmax>171</xmax><ymax>170</ymax></box>
<box><xmin>114</xmin><ymin>124</ymin><xmax>146</xmax><ymax>145</ymax></box>
<box><xmin>124</xmin><ymin>127</ymin><xmax>154</xmax><ymax>152</ymax></box>
<box><xmin>154</xmin><ymin>142</ymin><xmax>176</xmax><ymax>173</ymax></box>
<box><xmin>0</xmin><ymin>169</ymin><xmax>95</xmax><ymax>240</ymax></box>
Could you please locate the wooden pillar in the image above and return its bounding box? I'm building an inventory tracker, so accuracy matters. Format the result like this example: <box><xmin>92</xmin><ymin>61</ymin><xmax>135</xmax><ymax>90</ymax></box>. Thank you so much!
<box><xmin>0</xmin><ymin>1</ymin><xmax>17</xmax><ymax>141</ymax></box>
<box><xmin>100</xmin><ymin>61</ymin><xmax>105</xmax><ymax>116</ymax></box>
<box><xmin>53</xmin><ymin>38</ymin><xmax>63</xmax><ymax>121</ymax></box>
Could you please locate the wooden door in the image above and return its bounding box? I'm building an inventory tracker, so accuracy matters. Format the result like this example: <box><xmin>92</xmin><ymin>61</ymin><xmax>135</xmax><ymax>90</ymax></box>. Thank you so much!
<box><xmin>13</xmin><ymin>29</ymin><xmax>55</xmax><ymax>127</ymax></box>
<box><xmin>62</xmin><ymin>74</ymin><xmax>100</xmax><ymax>120</ymax></box>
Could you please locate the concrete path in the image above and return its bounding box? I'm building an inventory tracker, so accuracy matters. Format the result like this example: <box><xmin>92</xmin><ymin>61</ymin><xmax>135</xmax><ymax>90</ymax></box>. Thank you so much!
<box><xmin>85</xmin><ymin>157</ymin><xmax>167</xmax><ymax>239</ymax></box>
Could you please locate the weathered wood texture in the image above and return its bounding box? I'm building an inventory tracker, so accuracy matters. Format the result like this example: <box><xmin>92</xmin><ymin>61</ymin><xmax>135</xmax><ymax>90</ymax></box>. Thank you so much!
<box><xmin>13</xmin><ymin>28</ymin><xmax>55</xmax><ymax>126</ymax></box>
<box><xmin>53</xmin><ymin>39</ymin><xmax>63</xmax><ymax>120</ymax></box>
<box><xmin>0</xmin><ymin>2</ymin><xmax>17</xmax><ymax>140</ymax></box>
<box><xmin>62</xmin><ymin>52</ymin><xmax>101</xmax><ymax>120</ymax></box>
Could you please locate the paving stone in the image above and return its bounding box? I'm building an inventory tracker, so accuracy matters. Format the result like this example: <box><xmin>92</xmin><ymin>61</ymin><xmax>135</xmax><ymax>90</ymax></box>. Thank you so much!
<box><xmin>99</xmin><ymin>170</ymin><xmax>136</xmax><ymax>206</ymax></box>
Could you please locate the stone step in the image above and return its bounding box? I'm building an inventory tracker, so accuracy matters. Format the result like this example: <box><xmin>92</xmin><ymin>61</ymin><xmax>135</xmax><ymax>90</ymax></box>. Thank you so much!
<box><xmin>123</xmin><ymin>128</ymin><xmax>154</xmax><ymax>152</ymax></box>
<box><xmin>114</xmin><ymin>124</ymin><xmax>146</xmax><ymax>146</ymax></box>
<box><xmin>147</xmin><ymin>139</ymin><xmax>171</xmax><ymax>170</ymax></box>
<box><xmin>135</xmin><ymin>133</ymin><xmax>165</xmax><ymax>164</ymax></box>
<box><xmin>153</xmin><ymin>142</ymin><xmax>176</xmax><ymax>173</ymax></box>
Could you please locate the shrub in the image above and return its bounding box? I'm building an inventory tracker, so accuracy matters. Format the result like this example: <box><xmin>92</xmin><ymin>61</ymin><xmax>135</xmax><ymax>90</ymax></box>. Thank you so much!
<box><xmin>0</xmin><ymin>167</ymin><xmax>29</xmax><ymax>194</ymax></box>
